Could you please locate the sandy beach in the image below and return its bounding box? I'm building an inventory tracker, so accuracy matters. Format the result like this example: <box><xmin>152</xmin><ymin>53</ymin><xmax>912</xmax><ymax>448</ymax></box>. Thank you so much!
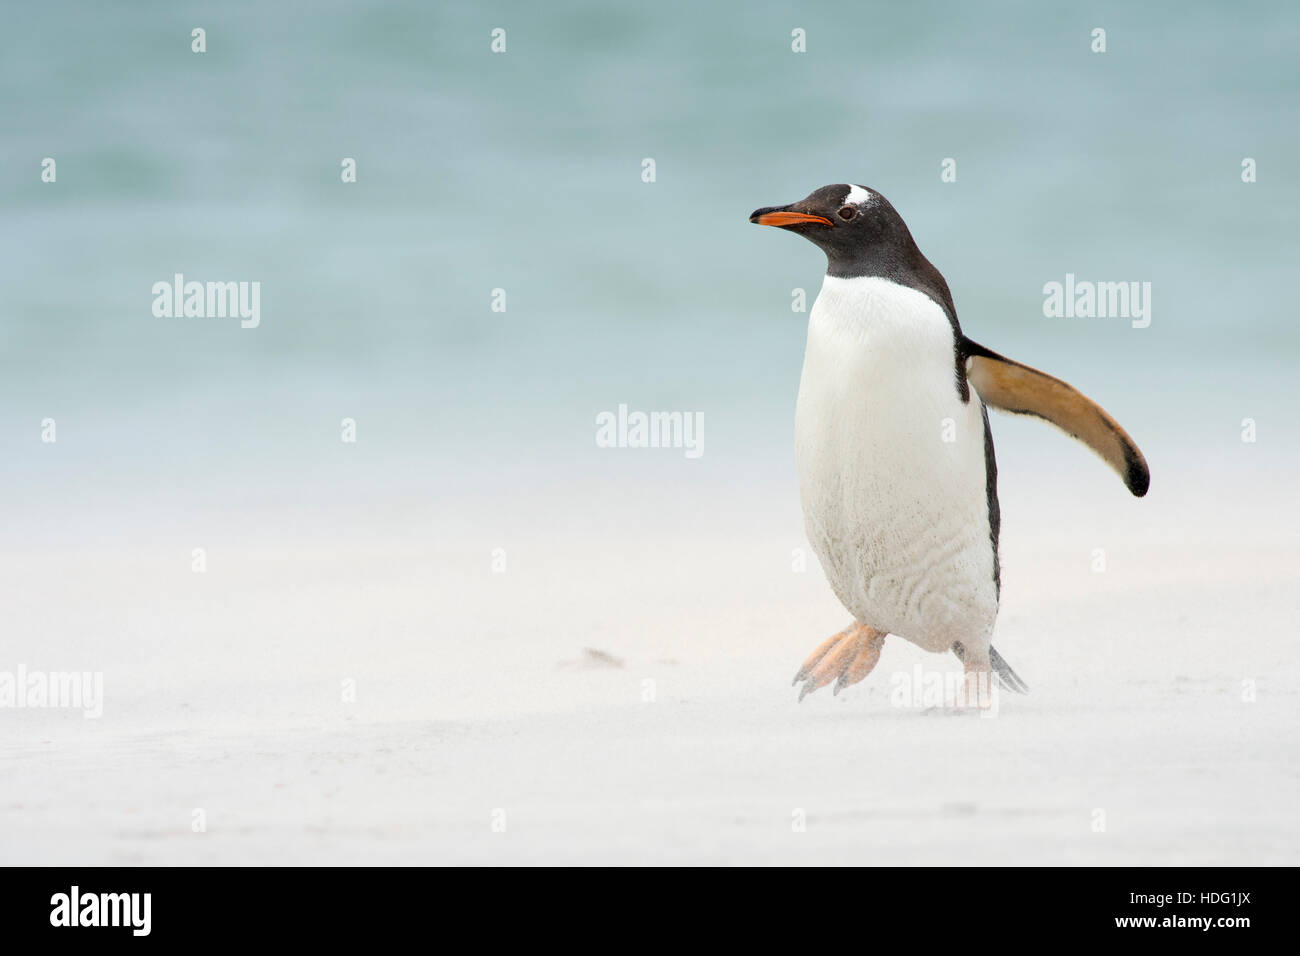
<box><xmin>4</xmin><ymin>433</ymin><xmax>1296</xmax><ymax>866</ymax></box>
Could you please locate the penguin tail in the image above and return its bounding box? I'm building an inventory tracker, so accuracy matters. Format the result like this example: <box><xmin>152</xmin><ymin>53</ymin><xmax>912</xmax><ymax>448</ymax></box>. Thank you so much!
<box><xmin>989</xmin><ymin>646</ymin><xmax>1029</xmax><ymax>694</ymax></box>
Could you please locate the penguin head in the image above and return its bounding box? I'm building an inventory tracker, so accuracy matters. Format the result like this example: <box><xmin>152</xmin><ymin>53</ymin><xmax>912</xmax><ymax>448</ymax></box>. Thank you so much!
<box><xmin>749</xmin><ymin>184</ymin><xmax>919</xmax><ymax>277</ymax></box>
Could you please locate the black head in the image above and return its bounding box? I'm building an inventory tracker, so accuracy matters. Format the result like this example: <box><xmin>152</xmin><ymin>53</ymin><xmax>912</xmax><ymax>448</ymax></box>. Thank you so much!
<box><xmin>749</xmin><ymin>183</ymin><xmax>928</xmax><ymax>281</ymax></box>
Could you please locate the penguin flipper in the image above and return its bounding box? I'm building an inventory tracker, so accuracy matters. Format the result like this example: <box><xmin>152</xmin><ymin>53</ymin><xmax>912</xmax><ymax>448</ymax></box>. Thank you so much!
<box><xmin>962</xmin><ymin>338</ymin><xmax>1150</xmax><ymax>497</ymax></box>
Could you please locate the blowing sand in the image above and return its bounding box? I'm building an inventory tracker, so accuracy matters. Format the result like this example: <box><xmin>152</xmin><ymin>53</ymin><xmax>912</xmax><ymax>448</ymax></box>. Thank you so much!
<box><xmin>2</xmin><ymin>436</ymin><xmax>1296</xmax><ymax>866</ymax></box>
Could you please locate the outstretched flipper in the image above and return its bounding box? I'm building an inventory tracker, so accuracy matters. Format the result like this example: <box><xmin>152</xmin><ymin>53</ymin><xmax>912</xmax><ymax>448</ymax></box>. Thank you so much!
<box><xmin>963</xmin><ymin>338</ymin><xmax>1150</xmax><ymax>497</ymax></box>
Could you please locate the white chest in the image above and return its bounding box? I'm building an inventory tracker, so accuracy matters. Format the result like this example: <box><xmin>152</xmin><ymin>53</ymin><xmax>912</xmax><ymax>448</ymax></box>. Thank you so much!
<box><xmin>794</xmin><ymin>275</ymin><xmax>998</xmax><ymax>649</ymax></box>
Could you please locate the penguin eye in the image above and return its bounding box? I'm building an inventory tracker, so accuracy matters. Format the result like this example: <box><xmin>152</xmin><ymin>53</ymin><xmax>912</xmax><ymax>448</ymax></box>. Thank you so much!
<box><xmin>837</xmin><ymin>205</ymin><xmax>856</xmax><ymax>221</ymax></box>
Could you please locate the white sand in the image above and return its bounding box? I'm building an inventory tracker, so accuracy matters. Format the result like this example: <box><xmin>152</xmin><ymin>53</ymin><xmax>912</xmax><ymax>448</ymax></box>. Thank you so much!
<box><xmin>2</xmin><ymin>429</ymin><xmax>1297</xmax><ymax>866</ymax></box>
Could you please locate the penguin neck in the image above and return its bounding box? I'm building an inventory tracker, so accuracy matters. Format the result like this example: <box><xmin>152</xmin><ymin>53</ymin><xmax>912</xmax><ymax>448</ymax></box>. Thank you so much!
<box><xmin>823</xmin><ymin>237</ymin><xmax>919</xmax><ymax>282</ymax></box>
<box><xmin>822</xmin><ymin>241</ymin><xmax>961</xmax><ymax>337</ymax></box>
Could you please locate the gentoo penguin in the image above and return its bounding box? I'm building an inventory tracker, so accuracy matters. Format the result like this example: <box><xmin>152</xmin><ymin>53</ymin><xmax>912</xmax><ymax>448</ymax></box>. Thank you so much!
<box><xmin>749</xmin><ymin>184</ymin><xmax>1149</xmax><ymax>703</ymax></box>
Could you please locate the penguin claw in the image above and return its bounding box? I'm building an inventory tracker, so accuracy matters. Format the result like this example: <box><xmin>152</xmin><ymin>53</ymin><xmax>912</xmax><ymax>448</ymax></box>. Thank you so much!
<box><xmin>792</xmin><ymin>625</ymin><xmax>887</xmax><ymax>701</ymax></box>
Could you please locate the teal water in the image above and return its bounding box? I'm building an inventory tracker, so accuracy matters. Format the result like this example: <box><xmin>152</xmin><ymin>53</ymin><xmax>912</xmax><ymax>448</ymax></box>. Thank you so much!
<box><xmin>2</xmin><ymin>1</ymin><xmax>1297</xmax><ymax>511</ymax></box>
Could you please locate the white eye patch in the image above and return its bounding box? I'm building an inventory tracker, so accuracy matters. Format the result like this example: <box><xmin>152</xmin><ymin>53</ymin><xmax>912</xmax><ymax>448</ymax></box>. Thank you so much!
<box><xmin>842</xmin><ymin>184</ymin><xmax>873</xmax><ymax>207</ymax></box>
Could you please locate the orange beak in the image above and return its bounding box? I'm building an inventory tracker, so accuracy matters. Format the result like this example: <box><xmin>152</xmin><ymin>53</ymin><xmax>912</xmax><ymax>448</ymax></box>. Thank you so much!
<box><xmin>750</xmin><ymin>210</ymin><xmax>833</xmax><ymax>227</ymax></box>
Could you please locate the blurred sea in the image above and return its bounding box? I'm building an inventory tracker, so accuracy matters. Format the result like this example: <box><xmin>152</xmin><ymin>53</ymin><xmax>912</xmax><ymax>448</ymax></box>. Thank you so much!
<box><xmin>1</xmin><ymin>0</ymin><xmax>1297</xmax><ymax>539</ymax></box>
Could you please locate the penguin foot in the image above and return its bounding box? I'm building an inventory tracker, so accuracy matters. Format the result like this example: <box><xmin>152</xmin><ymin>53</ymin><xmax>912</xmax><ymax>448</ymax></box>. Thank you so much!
<box><xmin>958</xmin><ymin>653</ymin><xmax>997</xmax><ymax>711</ymax></box>
<box><xmin>792</xmin><ymin>623</ymin><xmax>887</xmax><ymax>701</ymax></box>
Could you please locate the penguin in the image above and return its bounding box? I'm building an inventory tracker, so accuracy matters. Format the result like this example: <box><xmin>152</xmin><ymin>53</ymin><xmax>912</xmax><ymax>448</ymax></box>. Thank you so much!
<box><xmin>749</xmin><ymin>184</ymin><xmax>1149</xmax><ymax>704</ymax></box>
